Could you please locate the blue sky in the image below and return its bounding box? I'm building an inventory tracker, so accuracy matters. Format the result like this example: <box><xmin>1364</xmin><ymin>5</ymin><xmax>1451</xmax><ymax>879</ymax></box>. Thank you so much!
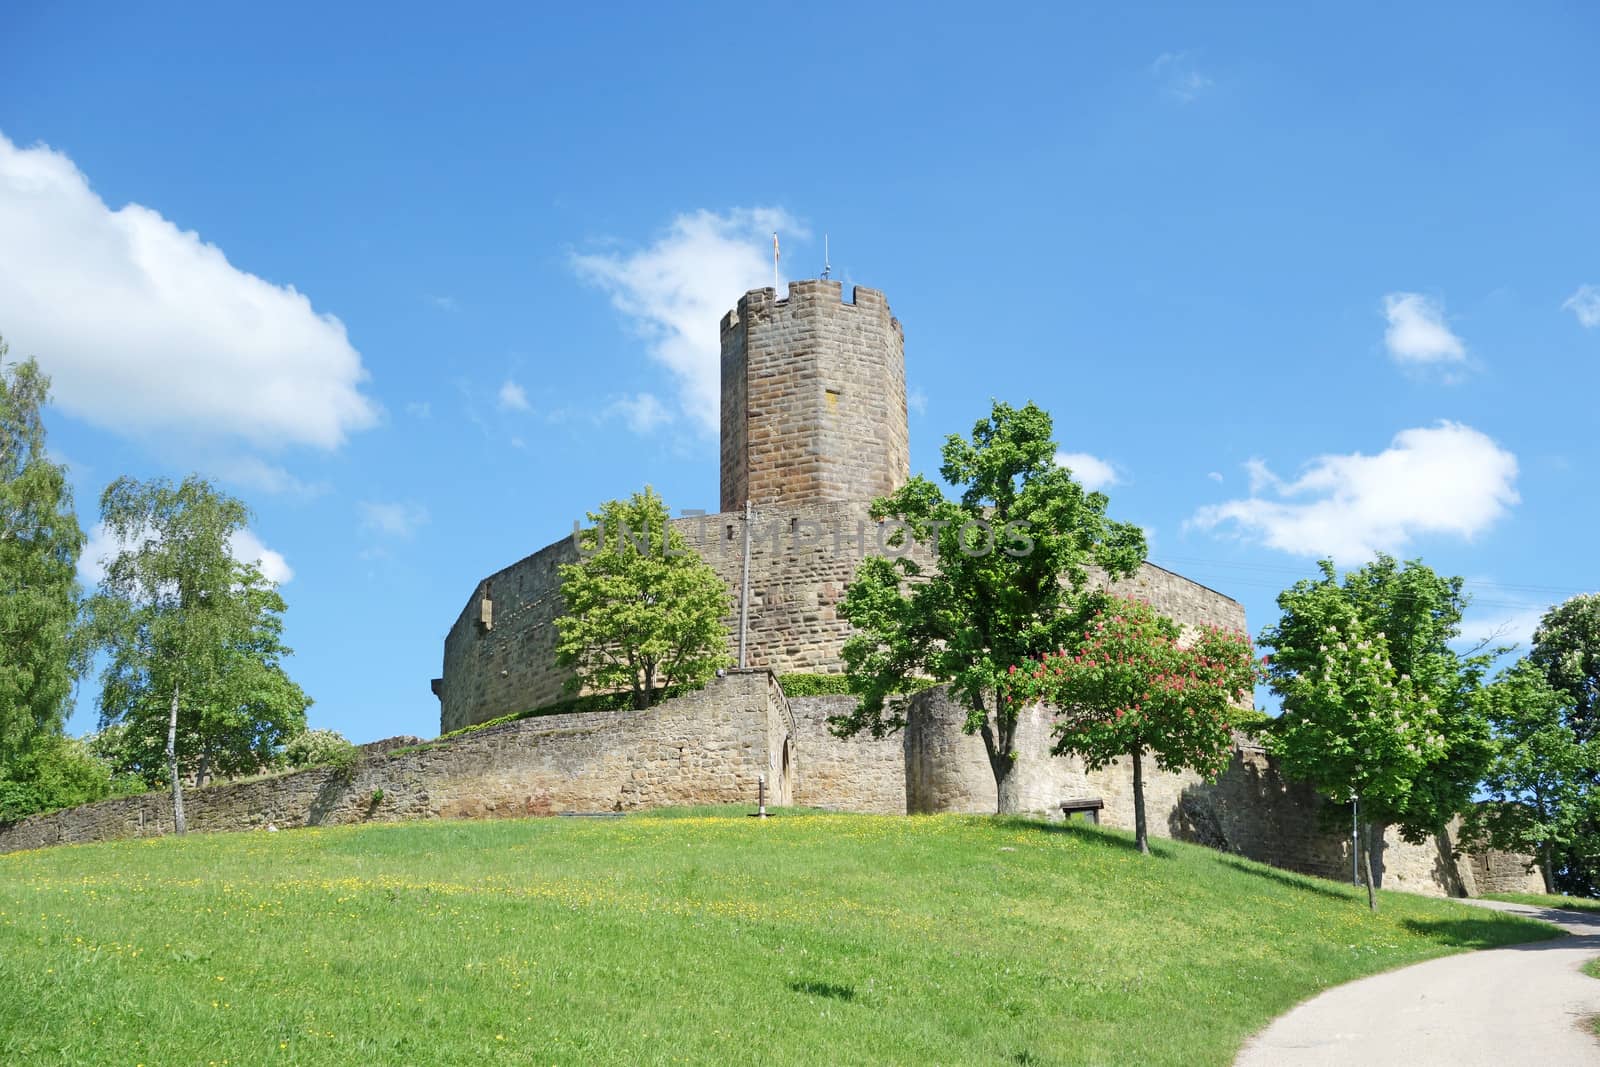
<box><xmin>2</xmin><ymin>2</ymin><xmax>1595</xmax><ymax>742</ymax></box>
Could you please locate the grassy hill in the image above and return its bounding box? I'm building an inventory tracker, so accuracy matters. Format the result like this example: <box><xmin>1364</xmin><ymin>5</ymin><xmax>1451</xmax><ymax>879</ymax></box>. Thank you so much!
<box><xmin>0</xmin><ymin>810</ymin><xmax>1558</xmax><ymax>1066</ymax></box>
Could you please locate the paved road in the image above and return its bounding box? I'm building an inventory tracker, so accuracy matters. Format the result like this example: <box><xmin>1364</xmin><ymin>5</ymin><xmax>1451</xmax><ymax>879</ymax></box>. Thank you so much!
<box><xmin>1235</xmin><ymin>899</ymin><xmax>1600</xmax><ymax>1067</ymax></box>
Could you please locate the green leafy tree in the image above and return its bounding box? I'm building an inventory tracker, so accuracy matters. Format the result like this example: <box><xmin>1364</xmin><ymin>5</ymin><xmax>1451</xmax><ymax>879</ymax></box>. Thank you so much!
<box><xmin>82</xmin><ymin>723</ymin><xmax>141</xmax><ymax>781</ymax></box>
<box><xmin>831</xmin><ymin>400</ymin><xmax>1146</xmax><ymax>813</ymax></box>
<box><xmin>1336</xmin><ymin>555</ymin><xmax>1495</xmax><ymax>828</ymax></box>
<box><xmin>1260</xmin><ymin>557</ymin><xmax>1491</xmax><ymax>910</ymax></box>
<box><xmin>1531</xmin><ymin>594</ymin><xmax>1600</xmax><ymax>740</ymax></box>
<box><xmin>1524</xmin><ymin>593</ymin><xmax>1600</xmax><ymax>893</ymax></box>
<box><xmin>192</xmin><ymin>575</ymin><xmax>311</xmax><ymax>782</ymax></box>
<box><xmin>0</xmin><ymin>736</ymin><xmax>142</xmax><ymax>822</ymax></box>
<box><xmin>556</xmin><ymin>487</ymin><xmax>731</xmax><ymax>710</ymax></box>
<box><xmin>1000</xmin><ymin>595</ymin><xmax>1259</xmax><ymax>852</ymax></box>
<box><xmin>0</xmin><ymin>343</ymin><xmax>86</xmax><ymax>782</ymax></box>
<box><xmin>90</xmin><ymin>477</ymin><xmax>310</xmax><ymax>830</ymax></box>
<box><xmin>1475</xmin><ymin>658</ymin><xmax>1593</xmax><ymax>893</ymax></box>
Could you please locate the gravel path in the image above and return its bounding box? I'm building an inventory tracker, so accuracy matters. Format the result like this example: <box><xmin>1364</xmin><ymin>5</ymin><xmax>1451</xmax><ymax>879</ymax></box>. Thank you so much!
<box><xmin>1234</xmin><ymin>899</ymin><xmax>1600</xmax><ymax>1066</ymax></box>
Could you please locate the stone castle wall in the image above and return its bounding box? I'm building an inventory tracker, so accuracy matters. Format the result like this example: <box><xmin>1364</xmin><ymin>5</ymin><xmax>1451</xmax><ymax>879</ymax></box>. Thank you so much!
<box><xmin>437</xmin><ymin>496</ymin><xmax>1246</xmax><ymax>733</ymax></box>
<box><xmin>787</xmin><ymin>695</ymin><xmax>906</xmax><ymax>814</ymax></box>
<box><xmin>720</xmin><ymin>282</ymin><xmax>909</xmax><ymax>512</ymax></box>
<box><xmin>1</xmin><ymin>671</ymin><xmax>794</xmax><ymax>854</ymax></box>
<box><xmin>1468</xmin><ymin>849</ymin><xmax>1546</xmax><ymax>894</ymax></box>
<box><xmin>438</xmin><ymin>535</ymin><xmax>577</xmax><ymax>734</ymax></box>
<box><xmin>902</xmin><ymin>686</ymin><xmax>1543</xmax><ymax>898</ymax></box>
<box><xmin>1</xmin><ymin>673</ymin><xmax>1540</xmax><ymax>900</ymax></box>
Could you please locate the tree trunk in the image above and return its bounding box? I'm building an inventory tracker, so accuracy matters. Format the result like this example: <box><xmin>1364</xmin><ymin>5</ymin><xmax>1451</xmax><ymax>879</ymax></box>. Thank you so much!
<box><xmin>978</xmin><ymin>704</ymin><xmax>1021</xmax><ymax>814</ymax></box>
<box><xmin>196</xmin><ymin>749</ymin><xmax>210</xmax><ymax>789</ymax></box>
<box><xmin>994</xmin><ymin>758</ymin><xmax>1024</xmax><ymax>814</ymax></box>
<box><xmin>1131</xmin><ymin>748</ymin><xmax>1149</xmax><ymax>855</ymax></box>
<box><xmin>1532</xmin><ymin>790</ymin><xmax>1557</xmax><ymax>895</ymax></box>
<box><xmin>1360</xmin><ymin>820</ymin><xmax>1377</xmax><ymax>912</ymax></box>
<box><xmin>167</xmin><ymin>681</ymin><xmax>186</xmax><ymax>835</ymax></box>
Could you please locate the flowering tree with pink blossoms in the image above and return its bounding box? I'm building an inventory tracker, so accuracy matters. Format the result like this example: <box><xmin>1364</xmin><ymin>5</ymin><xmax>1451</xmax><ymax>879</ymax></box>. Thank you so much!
<box><xmin>1001</xmin><ymin>595</ymin><xmax>1260</xmax><ymax>854</ymax></box>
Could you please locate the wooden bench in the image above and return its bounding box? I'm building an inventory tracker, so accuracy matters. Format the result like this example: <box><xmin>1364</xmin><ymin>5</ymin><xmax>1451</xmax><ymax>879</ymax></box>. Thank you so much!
<box><xmin>1060</xmin><ymin>798</ymin><xmax>1104</xmax><ymax>825</ymax></box>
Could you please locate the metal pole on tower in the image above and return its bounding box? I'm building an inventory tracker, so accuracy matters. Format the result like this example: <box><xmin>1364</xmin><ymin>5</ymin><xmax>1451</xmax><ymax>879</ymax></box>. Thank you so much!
<box><xmin>822</xmin><ymin>233</ymin><xmax>830</xmax><ymax>280</ymax></box>
<box><xmin>772</xmin><ymin>232</ymin><xmax>780</xmax><ymax>292</ymax></box>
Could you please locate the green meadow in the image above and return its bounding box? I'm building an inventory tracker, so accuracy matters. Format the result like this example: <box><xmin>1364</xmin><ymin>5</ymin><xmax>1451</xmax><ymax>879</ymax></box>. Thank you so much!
<box><xmin>0</xmin><ymin>811</ymin><xmax>1559</xmax><ymax>1066</ymax></box>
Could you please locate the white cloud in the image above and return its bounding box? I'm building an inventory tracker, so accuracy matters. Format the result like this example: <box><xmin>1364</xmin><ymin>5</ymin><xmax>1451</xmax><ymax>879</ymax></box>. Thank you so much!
<box><xmin>426</xmin><ymin>294</ymin><xmax>459</xmax><ymax>312</ymax></box>
<box><xmin>79</xmin><ymin>522</ymin><xmax>293</xmax><ymax>585</ymax></box>
<box><xmin>1245</xmin><ymin>457</ymin><xmax>1275</xmax><ymax>494</ymax></box>
<box><xmin>1188</xmin><ymin>422</ymin><xmax>1519</xmax><ymax>563</ymax></box>
<box><xmin>229</xmin><ymin>528</ymin><xmax>294</xmax><ymax>584</ymax></box>
<box><xmin>1055</xmin><ymin>451</ymin><xmax>1120</xmax><ymax>491</ymax></box>
<box><xmin>77</xmin><ymin>525</ymin><xmax>118</xmax><ymax>584</ymax></box>
<box><xmin>607</xmin><ymin>392</ymin><xmax>672</xmax><ymax>434</ymax></box>
<box><xmin>573</xmin><ymin>207</ymin><xmax>805</xmax><ymax>434</ymax></box>
<box><xmin>1563</xmin><ymin>284</ymin><xmax>1600</xmax><ymax>328</ymax></box>
<box><xmin>359</xmin><ymin>500</ymin><xmax>428</xmax><ymax>539</ymax></box>
<box><xmin>0</xmin><ymin>133</ymin><xmax>378</xmax><ymax>449</ymax></box>
<box><xmin>404</xmin><ymin>401</ymin><xmax>432</xmax><ymax>419</ymax></box>
<box><xmin>497</xmin><ymin>380</ymin><xmax>530</xmax><ymax>412</ymax></box>
<box><xmin>212</xmin><ymin>455</ymin><xmax>330</xmax><ymax>499</ymax></box>
<box><xmin>1206</xmin><ymin>471</ymin><xmax>1223</xmax><ymax>483</ymax></box>
<box><xmin>1383</xmin><ymin>292</ymin><xmax>1466</xmax><ymax>364</ymax></box>
<box><xmin>1150</xmin><ymin>52</ymin><xmax>1213</xmax><ymax>103</ymax></box>
<box><xmin>907</xmin><ymin>386</ymin><xmax>928</xmax><ymax>416</ymax></box>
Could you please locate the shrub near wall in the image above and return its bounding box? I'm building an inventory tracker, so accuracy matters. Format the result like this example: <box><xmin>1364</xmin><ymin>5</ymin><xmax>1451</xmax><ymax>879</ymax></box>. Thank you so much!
<box><xmin>778</xmin><ymin>673</ymin><xmax>853</xmax><ymax>696</ymax></box>
<box><xmin>777</xmin><ymin>674</ymin><xmax>940</xmax><ymax>698</ymax></box>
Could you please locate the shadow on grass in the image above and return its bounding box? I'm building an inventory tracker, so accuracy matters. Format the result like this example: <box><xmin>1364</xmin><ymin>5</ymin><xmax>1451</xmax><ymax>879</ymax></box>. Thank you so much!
<box><xmin>1484</xmin><ymin>893</ymin><xmax>1600</xmax><ymax>915</ymax></box>
<box><xmin>789</xmin><ymin>980</ymin><xmax>856</xmax><ymax>1002</ymax></box>
<box><xmin>1213</xmin><ymin>855</ymin><xmax>1359</xmax><ymax>903</ymax></box>
<box><xmin>996</xmin><ymin>817</ymin><xmax>1180</xmax><ymax>858</ymax></box>
<box><xmin>638</xmin><ymin>804</ymin><xmax>836</xmax><ymax>820</ymax></box>
<box><xmin>1400</xmin><ymin>916</ymin><xmax>1567</xmax><ymax>950</ymax></box>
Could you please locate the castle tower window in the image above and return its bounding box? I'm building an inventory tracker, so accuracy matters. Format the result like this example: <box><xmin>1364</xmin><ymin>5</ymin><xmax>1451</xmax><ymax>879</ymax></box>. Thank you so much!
<box><xmin>825</xmin><ymin>387</ymin><xmax>841</xmax><ymax>409</ymax></box>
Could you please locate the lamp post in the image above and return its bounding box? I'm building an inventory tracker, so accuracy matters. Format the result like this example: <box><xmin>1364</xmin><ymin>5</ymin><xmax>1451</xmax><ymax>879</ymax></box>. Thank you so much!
<box><xmin>1352</xmin><ymin>796</ymin><xmax>1360</xmax><ymax>886</ymax></box>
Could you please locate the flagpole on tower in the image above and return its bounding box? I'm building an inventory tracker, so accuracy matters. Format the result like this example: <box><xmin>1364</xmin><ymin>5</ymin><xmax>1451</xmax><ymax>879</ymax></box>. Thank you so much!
<box><xmin>822</xmin><ymin>233</ymin><xmax>830</xmax><ymax>280</ymax></box>
<box><xmin>772</xmin><ymin>232</ymin><xmax>780</xmax><ymax>292</ymax></box>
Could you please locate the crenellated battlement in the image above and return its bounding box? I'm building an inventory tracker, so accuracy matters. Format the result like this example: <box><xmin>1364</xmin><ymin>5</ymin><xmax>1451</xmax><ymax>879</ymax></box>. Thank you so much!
<box><xmin>722</xmin><ymin>281</ymin><xmax>901</xmax><ymax>328</ymax></box>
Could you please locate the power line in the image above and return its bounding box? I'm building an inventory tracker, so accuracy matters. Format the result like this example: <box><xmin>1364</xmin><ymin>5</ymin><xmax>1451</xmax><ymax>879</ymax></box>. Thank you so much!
<box><xmin>1149</xmin><ymin>567</ymin><xmax>1561</xmax><ymax>615</ymax></box>
<box><xmin>1150</xmin><ymin>554</ymin><xmax>1596</xmax><ymax>602</ymax></box>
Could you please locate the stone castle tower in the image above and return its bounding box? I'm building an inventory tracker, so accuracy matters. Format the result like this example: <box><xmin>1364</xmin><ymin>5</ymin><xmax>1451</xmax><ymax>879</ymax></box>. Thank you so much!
<box><xmin>437</xmin><ymin>277</ymin><xmax>1245</xmax><ymax>736</ymax></box>
<box><xmin>719</xmin><ymin>280</ymin><xmax>910</xmax><ymax>511</ymax></box>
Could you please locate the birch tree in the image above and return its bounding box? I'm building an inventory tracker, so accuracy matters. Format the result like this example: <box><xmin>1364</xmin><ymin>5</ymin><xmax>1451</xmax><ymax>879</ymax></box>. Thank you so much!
<box><xmin>90</xmin><ymin>477</ymin><xmax>308</xmax><ymax>830</ymax></box>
